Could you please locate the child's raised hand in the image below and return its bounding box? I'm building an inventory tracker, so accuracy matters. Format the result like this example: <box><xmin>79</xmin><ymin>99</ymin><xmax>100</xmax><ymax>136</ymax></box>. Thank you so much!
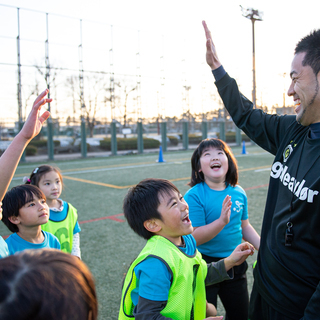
<box><xmin>20</xmin><ymin>89</ymin><xmax>51</xmax><ymax>141</ymax></box>
<box><xmin>218</xmin><ymin>195</ymin><xmax>231</xmax><ymax>226</ymax></box>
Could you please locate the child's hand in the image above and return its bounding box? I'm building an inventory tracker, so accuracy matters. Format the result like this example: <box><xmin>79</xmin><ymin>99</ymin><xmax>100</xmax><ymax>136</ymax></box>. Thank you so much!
<box><xmin>20</xmin><ymin>89</ymin><xmax>51</xmax><ymax>141</ymax></box>
<box><xmin>206</xmin><ymin>301</ymin><xmax>217</xmax><ymax>317</ymax></box>
<box><xmin>204</xmin><ymin>317</ymin><xmax>223</xmax><ymax>320</ymax></box>
<box><xmin>218</xmin><ymin>195</ymin><xmax>231</xmax><ymax>226</ymax></box>
<box><xmin>224</xmin><ymin>242</ymin><xmax>254</xmax><ymax>271</ymax></box>
<box><xmin>229</xmin><ymin>242</ymin><xmax>255</xmax><ymax>266</ymax></box>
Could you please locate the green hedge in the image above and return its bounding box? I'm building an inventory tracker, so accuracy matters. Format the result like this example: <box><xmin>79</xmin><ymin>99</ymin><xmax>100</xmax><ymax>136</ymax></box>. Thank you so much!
<box><xmin>168</xmin><ymin>135</ymin><xmax>179</xmax><ymax>146</ymax></box>
<box><xmin>100</xmin><ymin>137</ymin><xmax>160</xmax><ymax>151</ymax></box>
<box><xmin>176</xmin><ymin>132</ymin><xmax>250</xmax><ymax>144</ymax></box>
<box><xmin>29</xmin><ymin>139</ymin><xmax>61</xmax><ymax>148</ymax></box>
<box><xmin>216</xmin><ymin>132</ymin><xmax>251</xmax><ymax>143</ymax></box>
<box><xmin>178</xmin><ymin>134</ymin><xmax>203</xmax><ymax>144</ymax></box>
<box><xmin>26</xmin><ymin>145</ymin><xmax>37</xmax><ymax>156</ymax></box>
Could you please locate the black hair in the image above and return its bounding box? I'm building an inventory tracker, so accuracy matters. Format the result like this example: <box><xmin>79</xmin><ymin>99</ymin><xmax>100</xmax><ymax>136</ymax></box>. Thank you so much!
<box><xmin>26</xmin><ymin>165</ymin><xmax>63</xmax><ymax>188</ymax></box>
<box><xmin>295</xmin><ymin>29</ymin><xmax>320</xmax><ymax>76</ymax></box>
<box><xmin>123</xmin><ymin>178</ymin><xmax>180</xmax><ymax>240</ymax></box>
<box><xmin>0</xmin><ymin>249</ymin><xmax>98</xmax><ymax>320</ymax></box>
<box><xmin>2</xmin><ymin>185</ymin><xmax>46</xmax><ymax>233</ymax></box>
<box><xmin>189</xmin><ymin>138</ymin><xmax>238</xmax><ymax>187</ymax></box>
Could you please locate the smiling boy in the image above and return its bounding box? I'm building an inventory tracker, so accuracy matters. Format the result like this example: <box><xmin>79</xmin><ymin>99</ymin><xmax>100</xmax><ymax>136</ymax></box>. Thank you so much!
<box><xmin>2</xmin><ymin>185</ymin><xmax>60</xmax><ymax>255</ymax></box>
<box><xmin>119</xmin><ymin>178</ymin><xmax>254</xmax><ymax>320</ymax></box>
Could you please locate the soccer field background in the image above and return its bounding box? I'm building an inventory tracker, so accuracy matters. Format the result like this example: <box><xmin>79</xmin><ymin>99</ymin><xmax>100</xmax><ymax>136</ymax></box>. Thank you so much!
<box><xmin>2</xmin><ymin>144</ymin><xmax>274</xmax><ymax>319</ymax></box>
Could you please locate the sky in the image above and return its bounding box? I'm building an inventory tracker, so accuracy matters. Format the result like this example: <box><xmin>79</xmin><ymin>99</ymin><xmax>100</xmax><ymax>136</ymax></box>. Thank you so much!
<box><xmin>0</xmin><ymin>0</ymin><xmax>320</xmax><ymax>125</ymax></box>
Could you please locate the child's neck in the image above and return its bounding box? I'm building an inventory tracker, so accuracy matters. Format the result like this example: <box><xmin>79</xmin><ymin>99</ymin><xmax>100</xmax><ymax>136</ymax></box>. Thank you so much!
<box><xmin>205</xmin><ymin>179</ymin><xmax>226</xmax><ymax>191</ymax></box>
<box><xmin>17</xmin><ymin>226</ymin><xmax>44</xmax><ymax>244</ymax></box>
<box><xmin>46</xmin><ymin>198</ymin><xmax>61</xmax><ymax>209</ymax></box>
<box><xmin>159</xmin><ymin>234</ymin><xmax>184</xmax><ymax>246</ymax></box>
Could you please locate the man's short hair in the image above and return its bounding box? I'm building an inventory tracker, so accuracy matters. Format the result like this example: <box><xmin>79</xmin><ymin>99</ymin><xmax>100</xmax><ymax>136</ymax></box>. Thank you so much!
<box><xmin>295</xmin><ymin>29</ymin><xmax>320</xmax><ymax>76</ymax></box>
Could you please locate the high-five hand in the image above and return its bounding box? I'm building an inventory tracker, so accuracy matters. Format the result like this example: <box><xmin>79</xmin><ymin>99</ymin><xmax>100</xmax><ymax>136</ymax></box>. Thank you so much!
<box><xmin>202</xmin><ymin>20</ymin><xmax>222</xmax><ymax>70</ymax></box>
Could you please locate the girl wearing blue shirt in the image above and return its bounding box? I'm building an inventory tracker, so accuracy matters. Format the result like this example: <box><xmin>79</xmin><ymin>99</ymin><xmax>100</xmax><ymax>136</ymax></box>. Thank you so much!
<box><xmin>184</xmin><ymin>138</ymin><xmax>260</xmax><ymax>320</ymax></box>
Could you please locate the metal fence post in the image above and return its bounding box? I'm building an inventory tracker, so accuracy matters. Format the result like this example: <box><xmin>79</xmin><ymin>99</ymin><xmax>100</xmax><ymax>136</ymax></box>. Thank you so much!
<box><xmin>111</xmin><ymin>120</ymin><xmax>117</xmax><ymax>155</ymax></box>
<box><xmin>137</xmin><ymin>121</ymin><xmax>143</xmax><ymax>154</ymax></box>
<box><xmin>161</xmin><ymin>121</ymin><xmax>167</xmax><ymax>151</ymax></box>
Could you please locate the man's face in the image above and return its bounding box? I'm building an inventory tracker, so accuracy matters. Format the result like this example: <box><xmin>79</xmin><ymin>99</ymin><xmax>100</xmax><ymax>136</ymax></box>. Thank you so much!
<box><xmin>288</xmin><ymin>52</ymin><xmax>320</xmax><ymax>126</ymax></box>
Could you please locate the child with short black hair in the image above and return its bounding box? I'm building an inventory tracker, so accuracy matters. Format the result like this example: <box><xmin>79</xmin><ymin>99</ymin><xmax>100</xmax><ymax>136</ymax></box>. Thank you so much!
<box><xmin>25</xmin><ymin>164</ymin><xmax>81</xmax><ymax>258</ymax></box>
<box><xmin>2</xmin><ymin>185</ymin><xmax>60</xmax><ymax>255</ymax></box>
<box><xmin>119</xmin><ymin>178</ymin><xmax>254</xmax><ymax>320</ymax></box>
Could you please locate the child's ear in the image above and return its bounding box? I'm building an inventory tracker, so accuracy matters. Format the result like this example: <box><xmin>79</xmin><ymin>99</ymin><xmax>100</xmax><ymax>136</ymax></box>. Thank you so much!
<box><xmin>8</xmin><ymin>216</ymin><xmax>20</xmax><ymax>225</ymax></box>
<box><xmin>143</xmin><ymin>219</ymin><xmax>162</xmax><ymax>233</ymax></box>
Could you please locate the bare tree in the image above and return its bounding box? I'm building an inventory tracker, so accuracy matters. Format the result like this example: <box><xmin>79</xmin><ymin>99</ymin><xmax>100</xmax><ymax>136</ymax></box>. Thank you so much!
<box><xmin>119</xmin><ymin>85</ymin><xmax>137</xmax><ymax>128</ymax></box>
<box><xmin>66</xmin><ymin>74</ymin><xmax>111</xmax><ymax>137</ymax></box>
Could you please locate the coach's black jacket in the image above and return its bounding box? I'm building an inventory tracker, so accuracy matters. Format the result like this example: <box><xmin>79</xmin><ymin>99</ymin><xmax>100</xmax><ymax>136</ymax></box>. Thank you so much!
<box><xmin>215</xmin><ymin>72</ymin><xmax>320</xmax><ymax>319</ymax></box>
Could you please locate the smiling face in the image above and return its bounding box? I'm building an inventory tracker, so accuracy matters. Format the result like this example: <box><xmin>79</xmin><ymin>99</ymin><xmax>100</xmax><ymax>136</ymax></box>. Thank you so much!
<box><xmin>10</xmin><ymin>194</ymin><xmax>49</xmax><ymax>228</ymax></box>
<box><xmin>199</xmin><ymin>146</ymin><xmax>228</xmax><ymax>189</ymax></box>
<box><xmin>288</xmin><ymin>52</ymin><xmax>320</xmax><ymax>126</ymax></box>
<box><xmin>38</xmin><ymin>170</ymin><xmax>62</xmax><ymax>204</ymax></box>
<box><xmin>153</xmin><ymin>189</ymin><xmax>193</xmax><ymax>246</ymax></box>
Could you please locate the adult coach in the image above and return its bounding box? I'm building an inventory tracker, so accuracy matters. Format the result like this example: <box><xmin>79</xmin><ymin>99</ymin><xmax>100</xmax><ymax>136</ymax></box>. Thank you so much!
<box><xmin>202</xmin><ymin>20</ymin><xmax>320</xmax><ymax>320</ymax></box>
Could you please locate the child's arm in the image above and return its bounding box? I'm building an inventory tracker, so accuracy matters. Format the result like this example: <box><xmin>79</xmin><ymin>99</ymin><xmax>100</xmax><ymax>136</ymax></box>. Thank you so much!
<box><xmin>192</xmin><ymin>195</ymin><xmax>231</xmax><ymax>246</ymax></box>
<box><xmin>224</xmin><ymin>242</ymin><xmax>254</xmax><ymax>271</ymax></box>
<box><xmin>133</xmin><ymin>258</ymin><xmax>172</xmax><ymax>319</ymax></box>
<box><xmin>205</xmin><ymin>242</ymin><xmax>254</xmax><ymax>286</ymax></box>
<box><xmin>136</xmin><ymin>297</ymin><xmax>223</xmax><ymax>320</ymax></box>
<box><xmin>206</xmin><ymin>301</ymin><xmax>217</xmax><ymax>316</ymax></box>
<box><xmin>241</xmin><ymin>219</ymin><xmax>260</xmax><ymax>250</ymax></box>
<box><xmin>134</xmin><ymin>297</ymin><xmax>172</xmax><ymax>320</ymax></box>
<box><xmin>0</xmin><ymin>90</ymin><xmax>51</xmax><ymax>201</ymax></box>
<box><xmin>71</xmin><ymin>232</ymin><xmax>81</xmax><ymax>258</ymax></box>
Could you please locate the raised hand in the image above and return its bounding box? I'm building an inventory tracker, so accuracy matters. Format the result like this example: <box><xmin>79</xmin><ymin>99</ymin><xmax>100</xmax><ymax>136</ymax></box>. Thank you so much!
<box><xmin>0</xmin><ymin>89</ymin><xmax>51</xmax><ymax>201</ymax></box>
<box><xmin>219</xmin><ymin>195</ymin><xmax>231</xmax><ymax>226</ymax></box>
<box><xmin>202</xmin><ymin>20</ymin><xmax>222</xmax><ymax>70</ymax></box>
<box><xmin>20</xmin><ymin>89</ymin><xmax>51</xmax><ymax>141</ymax></box>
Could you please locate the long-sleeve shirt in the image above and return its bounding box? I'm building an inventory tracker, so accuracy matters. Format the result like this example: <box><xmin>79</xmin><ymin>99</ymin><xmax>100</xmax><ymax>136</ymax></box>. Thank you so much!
<box><xmin>215</xmin><ymin>71</ymin><xmax>320</xmax><ymax>319</ymax></box>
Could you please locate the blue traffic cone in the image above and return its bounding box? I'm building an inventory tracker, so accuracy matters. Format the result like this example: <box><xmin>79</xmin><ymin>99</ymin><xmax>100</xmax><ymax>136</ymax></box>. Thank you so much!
<box><xmin>157</xmin><ymin>145</ymin><xmax>165</xmax><ymax>163</ymax></box>
<box><xmin>242</xmin><ymin>141</ymin><xmax>247</xmax><ymax>155</ymax></box>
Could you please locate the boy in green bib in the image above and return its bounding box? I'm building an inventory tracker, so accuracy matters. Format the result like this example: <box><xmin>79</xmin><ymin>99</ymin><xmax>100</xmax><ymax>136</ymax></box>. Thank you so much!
<box><xmin>119</xmin><ymin>178</ymin><xmax>254</xmax><ymax>320</ymax></box>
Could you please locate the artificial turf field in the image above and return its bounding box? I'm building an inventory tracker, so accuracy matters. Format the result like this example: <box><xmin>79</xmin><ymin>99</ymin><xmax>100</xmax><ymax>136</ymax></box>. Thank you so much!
<box><xmin>3</xmin><ymin>144</ymin><xmax>274</xmax><ymax>319</ymax></box>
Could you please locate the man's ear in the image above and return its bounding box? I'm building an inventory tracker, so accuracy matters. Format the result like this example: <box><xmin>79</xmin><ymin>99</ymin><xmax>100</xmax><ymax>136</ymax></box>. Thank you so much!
<box><xmin>8</xmin><ymin>216</ymin><xmax>20</xmax><ymax>225</ymax></box>
<box><xmin>143</xmin><ymin>219</ymin><xmax>162</xmax><ymax>233</ymax></box>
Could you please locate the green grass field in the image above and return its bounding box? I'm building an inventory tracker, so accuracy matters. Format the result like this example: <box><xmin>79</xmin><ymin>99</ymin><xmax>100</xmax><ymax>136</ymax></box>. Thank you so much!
<box><xmin>3</xmin><ymin>144</ymin><xmax>274</xmax><ymax>319</ymax></box>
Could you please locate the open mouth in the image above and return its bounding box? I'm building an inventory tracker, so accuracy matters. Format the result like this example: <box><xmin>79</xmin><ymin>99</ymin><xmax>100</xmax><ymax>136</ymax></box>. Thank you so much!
<box><xmin>182</xmin><ymin>214</ymin><xmax>191</xmax><ymax>224</ymax></box>
<box><xmin>210</xmin><ymin>163</ymin><xmax>221</xmax><ymax>169</ymax></box>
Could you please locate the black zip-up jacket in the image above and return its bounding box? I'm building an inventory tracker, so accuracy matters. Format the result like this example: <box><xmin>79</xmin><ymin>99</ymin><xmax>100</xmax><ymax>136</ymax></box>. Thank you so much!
<box><xmin>215</xmin><ymin>73</ymin><xmax>320</xmax><ymax>319</ymax></box>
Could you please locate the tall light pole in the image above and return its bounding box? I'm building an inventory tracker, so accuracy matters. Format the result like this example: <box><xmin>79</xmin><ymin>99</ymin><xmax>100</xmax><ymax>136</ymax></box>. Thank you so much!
<box><xmin>240</xmin><ymin>6</ymin><xmax>263</xmax><ymax>109</ymax></box>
